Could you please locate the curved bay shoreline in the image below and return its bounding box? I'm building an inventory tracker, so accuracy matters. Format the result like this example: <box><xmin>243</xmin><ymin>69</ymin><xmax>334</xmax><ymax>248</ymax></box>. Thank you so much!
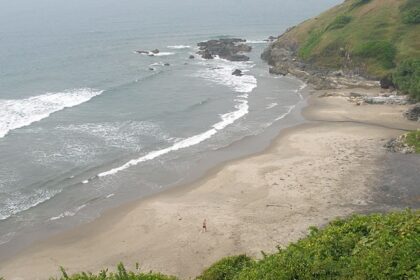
<box><xmin>0</xmin><ymin>84</ymin><xmax>419</xmax><ymax>279</ymax></box>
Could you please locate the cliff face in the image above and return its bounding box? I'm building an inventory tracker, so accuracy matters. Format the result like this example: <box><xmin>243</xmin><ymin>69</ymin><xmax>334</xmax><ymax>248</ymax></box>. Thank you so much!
<box><xmin>263</xmin><ymin>0</ymin><xmax>420</xmax><ymax>83</ymax></box>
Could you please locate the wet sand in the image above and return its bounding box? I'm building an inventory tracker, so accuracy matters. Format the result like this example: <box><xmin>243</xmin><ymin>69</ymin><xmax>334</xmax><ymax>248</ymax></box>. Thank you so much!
<box><xmin>0</xmin><ymin>87</ymin><xmax>419</xmax><ymax>280</ymax></box>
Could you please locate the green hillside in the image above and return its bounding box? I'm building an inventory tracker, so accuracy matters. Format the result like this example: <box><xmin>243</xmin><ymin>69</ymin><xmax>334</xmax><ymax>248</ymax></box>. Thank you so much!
<box><xmin>269</xmin><ymin>0</ymin><xmax>420</xmax><ymax>98</ymax></box>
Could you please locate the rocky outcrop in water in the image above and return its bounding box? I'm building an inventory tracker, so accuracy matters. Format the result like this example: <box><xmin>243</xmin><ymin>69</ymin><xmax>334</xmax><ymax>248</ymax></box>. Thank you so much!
<box><xmin>135</xmin><ymin>49</ymin><xmax>160</xmax><ymax>56</ymax></box>
<box><xmin>197</xmin><ymin>38</ymin><xmax>252</xmax><ymax>61</ymax></box>
<box><xmin>232</xmin><ymin>69</ymin><xmax>243</xmax><ymax>76</ymax></box>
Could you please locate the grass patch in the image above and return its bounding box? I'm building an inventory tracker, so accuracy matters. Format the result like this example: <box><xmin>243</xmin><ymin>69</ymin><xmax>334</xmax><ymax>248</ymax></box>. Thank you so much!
<box><xmin>393</xmin><ymin>58</ymin><xmax>420</xmax><ymax>100</ymax></box>
<box><xmin>351</xmin><ymin>0</ymin><xmax>372</xmax><ymax>9</ymax></box>
<box><xmin>298</xmin><ymin>30</ymin><xmax>324</xmax><ymax>60</ymax></box>
<box><xmin>327</xmin><ymin>15</ymin><xmax>352</xmax><ymax>30</ymax></box>
<box><xmin>402</xmin><ymin>8</ymin><xmax>420</xmax><ymax>24</ymax></box>
<box><xmin>405</xmin><ymin>131</ymin><xmax>420</xmax><ymax>153</ymax></box>
<box><xmin>354</xmin><ymin>40</ymin><xmax>397</xmax><ymax>69</ymax></box>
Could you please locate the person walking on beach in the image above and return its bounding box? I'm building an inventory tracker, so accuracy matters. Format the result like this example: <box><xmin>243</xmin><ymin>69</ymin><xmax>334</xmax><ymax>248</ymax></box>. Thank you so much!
<box><xmin>202</xmin><ymin>218</ymin><xmax>207</xmax><ymax>233</ymax></box>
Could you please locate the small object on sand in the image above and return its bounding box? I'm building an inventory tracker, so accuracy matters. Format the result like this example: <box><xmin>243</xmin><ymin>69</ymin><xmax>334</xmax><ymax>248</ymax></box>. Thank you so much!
<box><xmin>202</xmin><ymin>219</ymin><xmax>207</xmax><ymax>233</ymax></box>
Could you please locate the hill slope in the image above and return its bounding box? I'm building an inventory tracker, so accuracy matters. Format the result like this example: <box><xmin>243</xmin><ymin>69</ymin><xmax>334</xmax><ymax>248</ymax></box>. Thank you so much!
<box><xmin>263</xmin><ymin>0</ymin><xmax>420</xmax><ymax>98</ymax></box>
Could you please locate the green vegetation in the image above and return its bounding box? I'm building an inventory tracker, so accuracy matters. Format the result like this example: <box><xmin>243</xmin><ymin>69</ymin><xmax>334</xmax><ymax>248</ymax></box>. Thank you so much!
<box><xmin>405</xmin><ymin>131</ymin><xmax>420</xmax><ymax>153</ymax></box>
<box><xmin>352</xmin><ymin>0</ymin><xmax>372</xmax><ymax>8</ymax></box>
<box><xmin>56</xmin><ymin>263</ymin><xmax>177</xmax><ymax>280</ymax></box>
<box><xmin>196</xmin><ymin>255</ymin><xmax>254</xmax><ymax>280</ymax></box>
<box><xmin>392</xmin><ymin>59</ymin><xmax>420</xmax><ymax>100</ymax></box>
<box><xmin>297</xmin><ymin>30</ymin><xmax>324</xmax><ymax>60</ymax></box>
<box><xmin>354</xmin><ymin>40</ymin><xmax>397</xmax><ymax>69</ymax></box>
<box><xmin>327</xmin><ymin>15</ymin><xmax>352</xmax><ymax>30</ymax></box>
<box><xmin>402</xmin><ymin>0</ymin><xmax>420</xmax><ymax>24</ymax></box>
<box><xmin>402</xmin><ymin>9</ymin><xmax>420</xmax><ymax>24</ymax></box>
<box><xmin>273</xmin><ymin>0</ymin><xmax>420</xmax><ymax>95</ymax></box>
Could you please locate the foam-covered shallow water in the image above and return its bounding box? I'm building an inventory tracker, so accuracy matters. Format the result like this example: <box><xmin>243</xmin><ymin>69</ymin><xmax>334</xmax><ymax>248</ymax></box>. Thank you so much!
<box><xmin>0</xmin><ymin>0</ymin><xmax>342</xmax><ymax>260</ymax></box>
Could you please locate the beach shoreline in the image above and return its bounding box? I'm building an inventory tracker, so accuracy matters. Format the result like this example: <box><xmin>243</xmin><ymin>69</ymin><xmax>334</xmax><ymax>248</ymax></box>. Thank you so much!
<box><xmin>1</xmin><ymin>86</ymin><xmax>419</xmax><ymax>280</ymax></box>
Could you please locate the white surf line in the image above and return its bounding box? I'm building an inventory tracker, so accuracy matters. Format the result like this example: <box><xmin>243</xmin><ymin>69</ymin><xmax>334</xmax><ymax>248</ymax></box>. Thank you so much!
<box><xmin>0</xmin><ymin>88</ymin><xmax>104</xmax><ymax>138</ymax></box>
<box><xmin>96</xmin><ymin>98</ymin><xmax>249</xmax><ymax>178</ymax></box>
<box><xmin>275</xmin><ymin>105</ymin><xmax>296</xmax><ymax>121</ymax></box>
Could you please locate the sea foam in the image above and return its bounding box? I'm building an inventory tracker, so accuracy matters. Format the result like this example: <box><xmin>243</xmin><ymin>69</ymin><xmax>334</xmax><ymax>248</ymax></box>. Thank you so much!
<box><xmin>194</xmin><ymin>58</ymin><xmax>257</xmax><ymax>93</ymax></box>
<box><xmin>167</xmin><ymin>45</ymin><xmax>191</xmax><ymax>49</ymax></box>
<box><xmin>0</xmin><ymin>188</ymin><xmax>61</xmax><ymax>221</ymax></box>
<box><xmin>0</xmin><ymin>88</ymin><xmax>104</xmax><ymax>138</ymax></box>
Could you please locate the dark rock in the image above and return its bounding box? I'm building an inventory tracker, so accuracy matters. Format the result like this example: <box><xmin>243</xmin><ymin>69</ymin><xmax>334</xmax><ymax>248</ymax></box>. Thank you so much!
<box><xmin>151</xmin><ymin>49</ymin><xmax>160</xmax><ymax>54</ymax></box>
<box><xmin>164</xmin><ymin>63</ymin><xmax>170</xmax><ymax>66</ymax></box>
<box><xmin>136</xmin><ymin>50</ymin><xmax>149</xmax><ymax>54</ymax></box>
<box><xmin>228</xmin><ymin>54</ymin><xmax>250</xmax><ymax>61</ymax></box>
<box><xmin>197</xmin><ymin>38</ymin><xmax>251</xmax><ymax>61</ymax></box>
<box><xmin>149</xmin><ymin>67</ymin><xmax>155</xmax><ymax>71</ymax></box>
<box><xmin>200</xmin><ymin>49</ymin><xmax>214</xmax><ymax>59</ymax></box>
<box><xmin>232</xmin><ymin>69</ymin><xmax>243</xmax><ymax>76</ymax></box>
<box><xmin>380</xmin><ymin>76</ymin><xmax>395</xmax><ymax>89</ymax></box>
<box><xmin>404</xmin><ymin>105</ymin><xmax>420</xmax><ymax>121</ymax></box>
<box><xmin>189</xmin><ymin>55</ymin><xmax>195</xmax><ymax>59</ymax></box>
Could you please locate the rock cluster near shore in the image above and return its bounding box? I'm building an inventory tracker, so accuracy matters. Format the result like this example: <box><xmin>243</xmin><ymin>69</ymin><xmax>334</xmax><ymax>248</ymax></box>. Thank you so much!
<box><xmin>347</xmin><ymin>93</ymin><xmax>411</xmax><ymax>106</ymax></box>
<box><xmin>385</xmin><ymin>134</ymin><xmax>416</xmax><ymax>154</ymax></box>
<box><xmin>261</xmin><ymin>41</ymin><xmax>379</xmax><ymax>90</ymax></box>
<box><xmin>404</xmin><ymin>105</ymin><xmax>420</xmax><ymax>122</ymax></box>
<box><xmin>197</xmin><ymin>38</ymin><xmax>252</xmax><ymax>61</ymax></box>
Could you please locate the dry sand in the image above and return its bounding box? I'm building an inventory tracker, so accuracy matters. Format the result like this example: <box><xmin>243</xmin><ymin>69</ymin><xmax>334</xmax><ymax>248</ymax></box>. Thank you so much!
<box><xmin>0</xmin><ymin>87</ymin><xmax>419</xmax><ymax>280</ymax></box>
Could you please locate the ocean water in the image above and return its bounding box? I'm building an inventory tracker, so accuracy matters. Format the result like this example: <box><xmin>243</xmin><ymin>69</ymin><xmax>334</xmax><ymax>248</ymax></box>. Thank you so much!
<box><xmin>0</xmin><ymin>0</ymin><xmax>342</xmax><ymax>257</ymax></box>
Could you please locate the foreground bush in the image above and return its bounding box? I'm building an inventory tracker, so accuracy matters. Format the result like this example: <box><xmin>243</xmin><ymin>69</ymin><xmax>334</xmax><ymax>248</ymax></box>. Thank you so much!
<box><xmin>196</xmin><ymin>255</ymin><xmax>254</xmax><ymax>280</ymax></box>
<box><xmin>393</xmin><ymin>59</ymin><xmax>420</xmax><ymax>100</ymax></box>
<box><xmin>235</xmin><ymin>210</ymin><xmax>419</xmax><ymax>280</ymax></box>
<box><xmin>56</xmin><ymin>263</ymin><xmax>177</xmax><ymax>280</ymax></box>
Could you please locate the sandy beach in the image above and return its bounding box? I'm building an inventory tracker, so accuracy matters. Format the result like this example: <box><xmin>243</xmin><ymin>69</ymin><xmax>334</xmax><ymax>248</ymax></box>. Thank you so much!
<box><xmin>1</xmin><ymin>87</ymin><xmax>419</xmax><ymax>280</ymax></box>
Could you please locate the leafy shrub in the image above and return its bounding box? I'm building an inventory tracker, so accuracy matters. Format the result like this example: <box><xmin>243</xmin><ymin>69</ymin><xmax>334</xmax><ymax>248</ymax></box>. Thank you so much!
<box><xmin>393</xmin><ymin>59</ymin><xmax>420</xmax><ymax>100</ymax></box>
<box><xmin>235</xmin><ymin>210</ymin><xmax>420</xmax><ymax>280</ymax></box>
<box><xmin>402</xmin><ymin>8</ymin><xmax>420</xmax><ymax>24</ymax></box>
<box><xmin>405</xmin><ymin>131</ymin><xmax>420</xmax><ymax>153</ymax></box>
<box><xmin>298</xmin><ymin>30</ymin><xmax>324</xmax><ymax>60</ymax></box>
<box><xmin>56</xmin><ymin>263</ymin><xmax>177</xmax><ymax>280</ymax></box>
<box><xmin>327</xmin><ymin>15</ymin><xmax>352</xmax><ymax>30</ymax></box>
<box><xmin>354</xmin><ymin>40</ymin><xmax>396</xmax><ymax>69</ymax></box>
<box><xmin>196</xmin><ymin>255</ymin><xmax>254</xmax><ymax>280</ymax></box>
